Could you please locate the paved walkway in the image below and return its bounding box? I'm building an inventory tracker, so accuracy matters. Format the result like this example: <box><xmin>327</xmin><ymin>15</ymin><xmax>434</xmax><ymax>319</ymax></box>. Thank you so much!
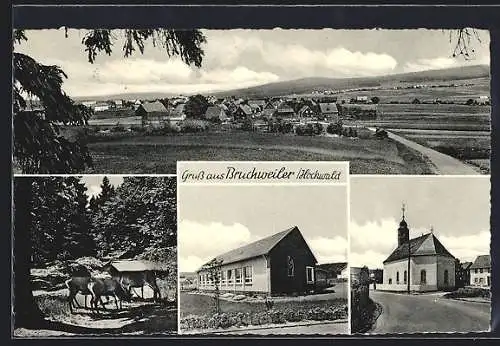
<box><xmin>368</xmin><ymin>128</ymin><xmax>481</xmax><ymax>175</ymax></box>
<box><xmin>370</xmin><ymin>291</ymin><xmax>490</xmax><ymax>334</ymax></box>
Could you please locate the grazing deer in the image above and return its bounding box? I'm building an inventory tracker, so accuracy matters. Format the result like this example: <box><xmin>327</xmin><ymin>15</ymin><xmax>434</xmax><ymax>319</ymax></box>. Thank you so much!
<box><xmin>87</xmin><ymin>277</ymin><xmax>132</xmax><ymax>314</ymax></box>
<box><xmin>118</xmin><ymin>270</ymin><xmax>163</xmax><ymax>302</ymax></box>
<box><xmin>66</xmin><ymin>277</ymin><xmax>92</xmax><ymax>314</ymax></box>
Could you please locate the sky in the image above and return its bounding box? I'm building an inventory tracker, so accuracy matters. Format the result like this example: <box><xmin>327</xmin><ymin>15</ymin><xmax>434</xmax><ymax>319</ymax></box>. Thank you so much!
<box><xmin>350</xmin><ymin>176</ymin><xmax>491</xmax><ymax>269</ymax></box>
<box><xmin>178</xmin><ymin>185</ymin><xmax>348</xmax><ymax>272</ymax></box>
<box><xmin>14</xmin><ymin>29</ymin><xmax>490</xmax><ymax>98</ymax></box>
<box><xmin>80</xmin><ymin>175</ymin><xmax>124</xmax><ymax>198</ymax></box>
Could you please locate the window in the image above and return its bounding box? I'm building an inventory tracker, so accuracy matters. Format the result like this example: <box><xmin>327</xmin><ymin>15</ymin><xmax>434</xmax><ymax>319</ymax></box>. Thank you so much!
<box><xmin>404</xmin><ymin>270</ymin><xmax>407</xmax><ymax>284</ymax></box>
<box><xmin>389</xmin><ymin>278</ymin><xmax>392</xmax><ymax>284</ymax></box>
<box><xmin>235</xmin><ymin>268</ymin><xmax>242</xmax><ymax>284</ymax></box>
<box><xmin>480</xmin><ymin>268</ymin><xmax>483</xmax><ymax>273</ymax></box>
<box><xmin>221</xmin><ymin>270</ymin><xmax>227</xmax><ymax>286</ymax></box>
<box><xmin>306</xmin><ymin>266</ymin><xmax>315</xmax><ymax>284</ymax></box>
<box><xmin>199</xmin><ymin>274</ymin><xmax>203</xmax><ymax>286</ymax></box>
<box><xmin>475</xmin><ymin>277</ymin><xmax>479</xmax><ymax>283</ymax></box>
<box><xmin>420</xmin><ymin>270</ymin><xmax>427</xmax><ymax>284</ymax></box>
<box><xmin>396</xmin><ymin>271</ymin><xmax>400</xmax><ymax>284</ymax></box>
<box><xmin>244</xmin><ymin>266</ymin><xmax>253</xmax><ymax>284</ymax></box>
<box><xmin>227</xmin><ymin>269</ymin><xmax>233</xmax><ymax>284</ymax></box>
<box><xmin>475</xmin><ymin>268</ymin><xmax>478</xmax><ymax>274</ymax></box>
<box><xmin>479</xmin><ymin>278</ymin><xmax>484</xmax><ymax>285</ymax></box>
<box><xmin>287</xmin><ymin>256</ymin><xmax>295</xmax><ymax>277</ymax></box>
<box><xmin>444</xmin><ymin>270</ymin><xmax>449</xmax><ymax>285</ymax></box>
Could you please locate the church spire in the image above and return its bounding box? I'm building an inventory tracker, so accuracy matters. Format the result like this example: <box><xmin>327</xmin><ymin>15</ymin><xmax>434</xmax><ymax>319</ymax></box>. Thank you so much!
<box><xmin>398</xmin><ymin>202</ymin><xmax>410</xmax><ymax>247</ymax></box>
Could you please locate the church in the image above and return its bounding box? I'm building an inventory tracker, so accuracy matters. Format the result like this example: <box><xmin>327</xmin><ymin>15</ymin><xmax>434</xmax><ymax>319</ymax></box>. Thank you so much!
<box><xmin>378</xmin><ymin>206</ymin><xmax>456</xmax><ymax>292</ymax></box>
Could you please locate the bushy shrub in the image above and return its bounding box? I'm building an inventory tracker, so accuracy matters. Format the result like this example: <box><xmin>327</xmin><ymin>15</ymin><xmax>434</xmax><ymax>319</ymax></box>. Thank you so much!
<box><xmin>327</xmin><ymin>122</ymin><xmax>343</xmax><ymax>135</ymax></box>
<box><xmin>279</xmin><ymin>121</ymin><xmax>294</xmax><ymax>134</ymax></box>
<box><xmin>241</xmin><ymin>119</ymin><xmax>255</xmax><ymax>131</ymax></box>
<box><xmin>313</xmin><ymin>122</ymin><xmax>324</xmax><ymax>135</ymax></box>
<box><xmin>445</xmin><ymin>287</ymin><xmax>490</xmax><ymax>299</ymax></box>
<box><xmin>110</xmin><ymin>124</ymin><xmax>127</xmax><ymax>133</ymax></box>
<box><xmin>296</xmin><ymin>123</ymin><xmax>314</xmax><ymax>136</ymax></box>
<box><xmin>180</xmin><ymin>119</ymin><xmax>208</xmax><ymax>133</ymax></box>
<box><xmin>146</xmin><ymin>123</ymin><xmax>181</xmax><ymax>135</ymax></box>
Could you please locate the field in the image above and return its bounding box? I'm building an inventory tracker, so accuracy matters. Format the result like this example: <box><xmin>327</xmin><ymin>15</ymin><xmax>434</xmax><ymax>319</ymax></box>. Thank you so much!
<box><xmin>86</xmin><ymin>131</ymin><xmax>434</xmax><ymax>174</ymax></box>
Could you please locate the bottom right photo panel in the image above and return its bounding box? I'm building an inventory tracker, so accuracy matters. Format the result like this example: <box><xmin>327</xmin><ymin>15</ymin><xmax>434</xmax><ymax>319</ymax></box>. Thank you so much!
<box><xmin>349</xmin><ymin>176</ymin><xmax>491</xmax><ymax>334</ymax></box>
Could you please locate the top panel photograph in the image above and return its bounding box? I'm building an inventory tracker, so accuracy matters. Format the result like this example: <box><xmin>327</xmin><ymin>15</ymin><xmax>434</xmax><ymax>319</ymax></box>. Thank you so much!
<box><xmin>13</xmin><ymin>29</ymin><xmax>490</xmax><ymax>175</ymax></box>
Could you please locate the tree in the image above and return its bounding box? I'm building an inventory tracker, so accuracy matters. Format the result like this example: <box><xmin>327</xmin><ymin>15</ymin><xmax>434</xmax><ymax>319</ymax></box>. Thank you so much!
<box><xmin>13</xmin><ymin>29</ymin><xmax>206</xmax><ymax>174</ymax></box>
<box><xmin>13</xmin><ymin>29</ymin><xmax>205</xmax><ymax>329</ymax></box>
<box><xmin>370</xmin><ymin>96</ymin><xmax>380</xmax><ymax>104</ymax></box>
<box><xmin>184</xmin><ymin>94</ymin><xmax>209</xmax><ymax>119</ymax></box>
<box><xmin>96</xmin><ymin>176</ymin><xmax>115</xmax><ymax>206</ymax></box>
<box><xmin>201</xmin><ymin>258</ymin><xmax>224</xmax><ymax>314</ymax></box>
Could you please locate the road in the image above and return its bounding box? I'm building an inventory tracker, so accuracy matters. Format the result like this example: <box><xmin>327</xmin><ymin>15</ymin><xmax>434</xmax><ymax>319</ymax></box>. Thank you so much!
<box><xmin>370</xmin><ymin>291</ymin><xmax>490</xmax><ymax>334</ymax></box>
<box><xmin>210</xmin><ymin>321</ymin><xmax>349</xmax><ymax>335</ymax></box>
<box><xmin>368</xmin><ymin>128</ymin><xmax>480</xmax><ymax>175</ymax></box>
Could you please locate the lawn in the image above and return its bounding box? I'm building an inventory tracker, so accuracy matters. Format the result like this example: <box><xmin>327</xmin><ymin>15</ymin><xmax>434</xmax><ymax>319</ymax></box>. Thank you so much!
<box><xmin>86</xmin><ymin>131</ymin><xmax>434</xmax><ymax>174</ymax></box>
<box><xmin>180</xmin><ymin>291</ymin><xmax>347</xmax><ymax>318</ymax></box>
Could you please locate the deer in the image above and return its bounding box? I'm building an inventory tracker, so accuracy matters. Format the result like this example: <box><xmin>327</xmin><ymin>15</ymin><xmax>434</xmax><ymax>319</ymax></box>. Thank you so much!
<box><xmin>118</xmin><ymin>270</ymin><xmax>163</xmax><ymax>302</ymax></box>
<box><xmin>87</xmin><ymin>277</ymin><xmax>133</xmax><ymax>314</ymax></box>
<box><xmin>66</xmin><ymin>276</ymin><xmax>113</xmax><ymax>314</ymax></box>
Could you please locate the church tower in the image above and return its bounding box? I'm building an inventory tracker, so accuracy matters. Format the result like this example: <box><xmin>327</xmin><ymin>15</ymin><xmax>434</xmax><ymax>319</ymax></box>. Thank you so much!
<box><xmin>398</xmin><ymin>203</ymin><xmax>410</xmax><ymax>247</ymax></box>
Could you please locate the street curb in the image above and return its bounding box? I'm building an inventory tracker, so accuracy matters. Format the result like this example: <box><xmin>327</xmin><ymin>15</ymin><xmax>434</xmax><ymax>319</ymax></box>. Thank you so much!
<box><xmin>183</xmin><ymin>319</ymin><xmax>349</xmax><ymax>335</ymax></box>
<box><xmin>450</xmin><ymin>297</ymin><xmax>491</xmax><ymax>305</ymax></box>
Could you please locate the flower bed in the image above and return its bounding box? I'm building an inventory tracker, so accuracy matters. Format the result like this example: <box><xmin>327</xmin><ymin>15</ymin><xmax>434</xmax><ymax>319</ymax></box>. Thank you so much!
<box><xmin>180</xmin><ymin>305</ymin><xmax>348</xmax><ymax>331</ymax></box>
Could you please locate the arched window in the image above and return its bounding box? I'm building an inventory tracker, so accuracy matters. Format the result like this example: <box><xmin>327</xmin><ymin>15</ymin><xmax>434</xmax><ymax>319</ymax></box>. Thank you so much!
<box><xmin>444</xmin><ymin>270</ymin><xmax>449</xmax><ymax>285</ymax></box>
<box><xmin>404</xmin><ymin>270</ymin><xmax>407</xmax><ymax>284</ymax></box>
<box><xmin>420</xmin><ymin>269</ymin><xmax>427</xmax><ymax>284</ymax></box>
<box><xmin>287</xmin><ymin>256</ymin><xmax>295</xmax><ymax>277</ymax></box>
<box><xmin>396</xmin><ymin>271</ymin><xmax>400</xmax><ymax>284</ymax></box>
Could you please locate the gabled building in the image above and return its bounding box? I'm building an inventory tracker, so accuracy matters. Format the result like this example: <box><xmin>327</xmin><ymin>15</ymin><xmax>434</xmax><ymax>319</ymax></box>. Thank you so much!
<box><xmin>315</xmin><ymin>262</ymin><xmax>348</xmax><ymax>287</ymax></box>
<box><xmin>298</xmin><ymin>105</ymin><xmax>317</xmax><ymax>119</ymax></box>
<box><xmin>248</xmin><ymin>100</ymin><xmax>266</xmax><ymax>113</ymax></box>
<box><xmin>318</xmin><ymin>103</ymin><xmax>339</xmax><ymax>121</ymax></box>
<box><xmin>470</xmin><ymin>255</ymin><xmax>491</xmax><ymax>287</ymax></box>
<box><xmin>275</xmin><ymin>101</ymin><xmax>296</xmax><ymax>119</ymax></box>
<box><xmin>233</xmin><ymin>104</ymin><xmax>253</xmax><ymax>120</ymax></box>
<box><xmin>204</xmin><ymin>105</ymin><xmax>228</xmax><ymax>122</ymax></box>
<box><xmin>379</xmin><ymin>209</ymin><xmax>456</xmax><ymax>292</ymax></box>
<box><xmin>196</xmin><ymin>226</ymin><xmax>318</xmax><ymax>296</ymax></box>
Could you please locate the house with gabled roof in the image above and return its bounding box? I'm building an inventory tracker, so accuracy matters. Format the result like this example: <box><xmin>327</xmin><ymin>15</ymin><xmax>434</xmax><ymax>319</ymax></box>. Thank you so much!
<box><xmin>298</xmin><ymin>105</ymin><xmax>317</xmax><ymax>119</ymax></box>
<box><xmin>318</xmin><ymin>102</ymin><xmax>339</xmax><ymax>121</ymax></box>
<box><xmin>379</xmin><ymin>208</ymin><xmax>456</xmax><ymax>292</ymax></box>
<box><xmin>233</xmin><ymin>104</ymin><xmax>254</xmax><ymax>120</ymax></box>
<box><xmin>196</xmin><ymin>226</ymin><xmax>318</xmax><ymax>296</ymax></box>
<box><xmin>204</xmin><ymin>105</ymin><xmax>228</xmax><ymax>122</ymax></box>
<box><xmin>470</xmin><ymin>255</ymin><xmax>491</xmax><ymax>287</ymax></box>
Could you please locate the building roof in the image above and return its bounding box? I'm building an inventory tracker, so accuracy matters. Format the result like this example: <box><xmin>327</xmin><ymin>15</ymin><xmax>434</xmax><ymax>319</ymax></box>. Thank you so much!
<box><xmin>104</xmin><ymin>259</ymin><xmax>168</xmax><ymax>273</ymax></box>
<box><xmin>383</xmin><ymin>232</ymin><xmax>455</xmax><ymax>264</ymax></box>
<box><xmin>461</xmin><ymin>261</ymin><xmax>473</xmax><ymax>270</ymax></box>
<box><xmin>470</xmin><ymin>255</ymin><xmax>491</xmax><ymax>269</ymax></box>
<box><xmin>205</xmin><ymin>105</ymin><xmax>226</xmax><ymax>119</ymax></box>
<box><xmin>319</xmin><ymin>103</ymin><xmax>339</xmax><ymax>114</ymax></box>
<box><xmin>141</xmin><ymin>100</ymin><xmax>168</xmax><ymax>113</ymax></box>
<box><xmin>316</xmin><ymin>262</ymin><xmax>348</xmax><ymax>273</ymax></box>
<box><xmin>199</xmin><ymin>226</ymin><xmax>308</xmax><ymax>269</ymax></box>
<box><xmin>248</xmin><ymin>100</ymin><xmax>266</xmax><ymax>108</ymax></box>
<box><xmin>237</xmin><ymin>104</ymin><xmax>253</xmax><ymax>115</ymax></box>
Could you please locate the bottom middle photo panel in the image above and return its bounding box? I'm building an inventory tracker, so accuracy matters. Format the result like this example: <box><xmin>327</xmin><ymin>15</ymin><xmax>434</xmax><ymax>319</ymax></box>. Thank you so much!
<box><xmin>178</xmin><ymin>184</ymin><xmax>348</xmax><ymax>335</ymax></box>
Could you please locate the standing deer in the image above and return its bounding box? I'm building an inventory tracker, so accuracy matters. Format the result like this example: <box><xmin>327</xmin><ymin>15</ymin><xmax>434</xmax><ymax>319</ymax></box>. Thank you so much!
<box><xmin>87</xmin><ymin>277</ymin><xmax>133</xmax><ymax>314</ymax></box>
<box><xmin>66</xmin><ymin>276</ymin><xmax>113</xmax><ymax>314</ymax></box>
<box><xmin>118</xmin><ymin>270</ymin><xmax>163</xmax><ymax>302</ymax></box>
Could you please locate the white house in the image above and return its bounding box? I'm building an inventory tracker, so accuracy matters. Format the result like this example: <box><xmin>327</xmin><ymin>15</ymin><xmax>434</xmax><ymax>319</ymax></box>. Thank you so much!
<box><xmin>378</xmin><ymin>210</ymin><xmax>456</xmax><ymax>292</ymax></box>
<box><xmin>470</xmin><ymin>255</ymin><xmax>491</xmax><ymax>287</ymax></box>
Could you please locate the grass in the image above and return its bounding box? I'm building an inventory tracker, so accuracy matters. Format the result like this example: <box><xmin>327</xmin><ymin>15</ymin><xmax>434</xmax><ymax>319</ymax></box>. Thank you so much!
<box><xmin>180</xmin><ymin>292</ymin><xmax>347</xmax><ymax>318</ymax></box>
<box><xmin>86</xmin><ymin>131</ymin><xmax>432</xmax><ymax>174</ymax></box>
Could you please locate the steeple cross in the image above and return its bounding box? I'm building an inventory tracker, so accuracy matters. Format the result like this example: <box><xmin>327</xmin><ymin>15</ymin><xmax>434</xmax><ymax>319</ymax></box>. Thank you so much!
<box><xmin>401</xmin><ymin>203</ymin><xmax>406</xmax><ymax>220</ymax></box>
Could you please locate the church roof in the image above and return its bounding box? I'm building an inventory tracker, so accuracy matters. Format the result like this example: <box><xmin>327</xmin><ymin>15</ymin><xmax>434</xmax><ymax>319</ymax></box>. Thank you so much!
<box><xmin>383</xmin><ymin>232</ymin><xmax>455</xmax><ymax>264</ymax></box>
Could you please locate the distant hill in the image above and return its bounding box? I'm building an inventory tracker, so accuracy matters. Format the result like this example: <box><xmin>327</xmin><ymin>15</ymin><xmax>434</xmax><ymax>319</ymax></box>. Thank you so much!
<box><xmin>73</xmin><ymin>65</ymin><xmax>489</xmax><ymax>101</ymax></box>
<box><xmin>210</xmin><ymin>65</ymin><xmax>490</xmax><ymax>98</ymax></box>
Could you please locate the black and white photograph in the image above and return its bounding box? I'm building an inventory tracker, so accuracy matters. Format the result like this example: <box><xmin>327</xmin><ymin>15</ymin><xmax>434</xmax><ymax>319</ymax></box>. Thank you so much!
<box><xmin>12</xmin><ymin>176</ymin><xmax>178</xmax><ymax>337</ymax></box>
<box><xmin>13</xmin><ymin>28</ymin><xmax>490</xmax><ymax>175</ymax></box>
<box><xmin>349</xmin><ymin>176</ymin><xmax>490</xmax><ymax>334</ymax></box>
<box><xmin>178</xmin><ymin>184</ymin><xmax>348</xmax><ymax>335</ymax></box>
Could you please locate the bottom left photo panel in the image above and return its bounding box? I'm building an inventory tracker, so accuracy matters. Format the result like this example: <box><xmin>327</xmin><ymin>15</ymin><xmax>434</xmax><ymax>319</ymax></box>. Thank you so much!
<box><xmin>12</xmin><ymin>175</ymin><xmax>178</xmax><ymax>337</ymax></box>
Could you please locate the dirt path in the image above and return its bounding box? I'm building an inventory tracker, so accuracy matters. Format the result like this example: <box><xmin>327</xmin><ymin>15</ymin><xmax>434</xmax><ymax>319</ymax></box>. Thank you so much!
<box><xmin>368</xmin><ymin>128</ymin><xmax>481</xmax><ymax>175</ymax></box>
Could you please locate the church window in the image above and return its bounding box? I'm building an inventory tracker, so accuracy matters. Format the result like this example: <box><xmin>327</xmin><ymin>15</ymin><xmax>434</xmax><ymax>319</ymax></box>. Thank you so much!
<box><xmin>404</xmin><ymin>270</ymin><xmax>407</xmax><ymax>284</ymax></box>
<box><xmin>287</xmin><ymin>256</ymin><xmax>295</xmax><ymax>277</ymax></box>
<box><xmin>420</xmin><ymin>269</ymin><xmax>427</xmax><ymax>284</ymax></box>
<box><xmin>444</xmin><ymin>270</ymin><xmax>449</xmax><ymax>285</ymax></box>
<box><xmin>388</xmin><ymin>278</ymin><xmax>392</xmax><ymax>284</ymax></box>
<box><xmin>396</xmin><ymin>271</ymin><xmax>400</xmax><ymax>284</ymax></box>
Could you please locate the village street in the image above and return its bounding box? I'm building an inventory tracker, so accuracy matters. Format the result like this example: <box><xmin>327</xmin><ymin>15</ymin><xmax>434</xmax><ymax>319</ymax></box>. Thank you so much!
<box><xmin>370</xmin><ymin>290</ymin><xmax>490</xmax><ymax>334</ymax></box>
<box><xmin>367</xmin><ymin>128</ymin><xmax>480</xmax><ymax>175</ymax></box>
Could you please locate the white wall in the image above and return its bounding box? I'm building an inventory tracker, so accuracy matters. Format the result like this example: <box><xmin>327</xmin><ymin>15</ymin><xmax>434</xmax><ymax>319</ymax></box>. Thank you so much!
<box><xmin>198</xmin><ymin>256</ymin><xmax>270</xmax><ymax>293</ymax></box>
<box><xmin>436</xmin><ymin>256</ymin><xmax>456</xmax><ymax>289</ymax></box>
<box><xmin>470</xmin><ymin>268</ymin><xmax>491</xmax><ymax>287</ymax></box>
<box><xmin>383</xmin><ymin>256</ymin><xmax>439</xmax><ymax>288</ymax></box>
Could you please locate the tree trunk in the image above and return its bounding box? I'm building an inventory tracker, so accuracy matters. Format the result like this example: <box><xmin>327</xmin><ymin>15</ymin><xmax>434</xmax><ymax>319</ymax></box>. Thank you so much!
<box><xmin>13</xmin><ymin>178</ymin><xmax>45</xmax><ymax>329</ymax></box>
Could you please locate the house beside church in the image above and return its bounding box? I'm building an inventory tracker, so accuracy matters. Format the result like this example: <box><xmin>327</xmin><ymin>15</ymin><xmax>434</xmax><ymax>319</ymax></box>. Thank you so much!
<box><xmin>378</xmin><ymin>206</ymin><xmax>456</xmax><ymax>292</ymax></box>
<box><xmin>470</xmin><ymin>254</ymin><xmax>491</xmax><ymax>287</ymax></box>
